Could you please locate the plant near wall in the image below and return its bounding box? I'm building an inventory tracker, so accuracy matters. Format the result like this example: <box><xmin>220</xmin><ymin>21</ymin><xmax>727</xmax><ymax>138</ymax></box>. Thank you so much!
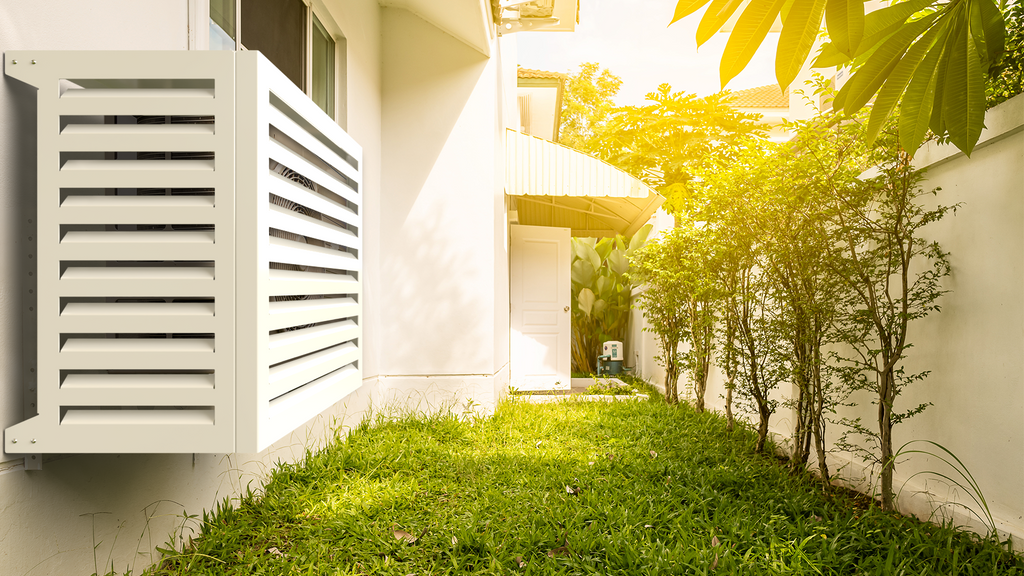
<box><xmin>699</xmin><ymin>141</ymin><xmax>793</xmax><ymax>454</ymax></box>
<box><xmin>639</xmin><ymin>220</ymin><xmax>721</xmax><ymax>411</ymax></box>
<box><xmin>631</xmin><ymin>236</ymin><xmax>689</xmax><ymax>404</ymax></box>
<box><xmin>827</xmin><ymin>122</ymin><xmax>956</xmax><ymax>512</ymax></box>
<box><xmin>570</xmin><ymin>226</ymin><xmax>652</xmax><ymax>374</ymax></box>
<box><xmin>753</xmin><ymin>102</ymin><xmax>868</xmax><ymax>480</ymax></box>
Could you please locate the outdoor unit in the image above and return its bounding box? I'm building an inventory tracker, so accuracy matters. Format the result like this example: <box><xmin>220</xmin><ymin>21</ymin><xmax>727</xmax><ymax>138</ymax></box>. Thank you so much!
<box><xmin>4</xmin><ymin>51</ymin><xmax>362</xmax><ymax>454</ymax></box>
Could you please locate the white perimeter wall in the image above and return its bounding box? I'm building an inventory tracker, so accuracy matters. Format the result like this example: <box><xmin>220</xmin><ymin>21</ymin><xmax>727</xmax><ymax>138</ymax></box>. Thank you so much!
<box><xmin>377</xmin><ymin>8</ymin><xmax>511</xmax><ymax>412</ymax></box>
<box><xmin>634</xmin><ymin>95</ymin><xmax>1024</xmax><ymax>541</ymax></box>
<box><xmin>0</xmin><ymin>1</ymin><xmax>383</xmax><ymax>573</ymax></box>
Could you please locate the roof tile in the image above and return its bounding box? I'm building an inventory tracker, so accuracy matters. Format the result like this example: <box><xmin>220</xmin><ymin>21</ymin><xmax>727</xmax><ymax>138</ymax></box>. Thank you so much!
<box><xmin>517</xmin><ymin>67</ymin><xmax>566</xmax><ymax>80</ymax></box>
<box><xmin>728</xmin><ymin>84</ymin><xmax>789</xmax><ymax>108</ymax></box>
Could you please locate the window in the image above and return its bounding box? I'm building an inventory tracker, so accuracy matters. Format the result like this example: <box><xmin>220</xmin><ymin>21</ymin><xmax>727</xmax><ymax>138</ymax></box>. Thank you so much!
<box><xmin>310</xmin><ymin>13</ymin><xmax>334</xmax><ymax>118</ymax></box>
<box><xmin>209</xmin><ymin>0</ymin><xmax>237</xmax><ymax>50</ymax></box>
<box><xmin>234</xmin><ymin>0</ymin><xmax>345</xmax><ymax>122</ymax></box>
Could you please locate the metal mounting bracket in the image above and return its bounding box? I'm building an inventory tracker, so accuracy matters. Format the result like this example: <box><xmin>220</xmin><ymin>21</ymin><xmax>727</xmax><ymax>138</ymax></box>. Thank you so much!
<box><xmin>24</xmin><ymin>454</ymin><xmax>41</xmax><ymax>470</ymax></box>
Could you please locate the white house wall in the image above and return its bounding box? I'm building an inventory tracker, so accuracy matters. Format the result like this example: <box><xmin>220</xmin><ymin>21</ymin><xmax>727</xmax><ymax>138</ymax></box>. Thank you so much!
<box><xmin>0</xmin><ymin>1</ymin><xmax>383</xmax><ymax>573</ymax></box>
<box><xmin>378</xmin><ymin>8</ymin><xmax>510</xmax><ymax>410</ymax></box>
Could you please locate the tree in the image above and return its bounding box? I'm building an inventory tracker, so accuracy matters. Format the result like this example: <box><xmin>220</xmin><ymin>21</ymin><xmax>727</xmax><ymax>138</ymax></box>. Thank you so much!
<box><xmin>632</xmin><ymin>235</ymin><xmax>691</xmax><ymax>404</ymax></box>
<box><xmin>699</xmin><ymin>142</ymin><xmax>790</xmax><ymax>453</ymax></box>
<box><xmin>558</xmin><ymin>62</ymin><xmax>623</xmax><ymax>152</ymax></box>
<box><xmin>670</xmin><ymin>0</ymin><xmax>1013</xmax><ymax>157</ymax></box>
<box><xmin>826</xmin><ymin>122</ymin><xmax>956</xmax><ymax>512</ymax></box>
<box><xmin>592</xmin><ymin>85</ymin><xmax>764</xmax><ymax>214</ymax></box>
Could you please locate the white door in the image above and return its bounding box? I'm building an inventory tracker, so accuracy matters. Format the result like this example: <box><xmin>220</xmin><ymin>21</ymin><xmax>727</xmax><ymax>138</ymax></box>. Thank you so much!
<box><xmin>510</xmin><ymin>225</ymin><xmax>571</xmax><ymax>391</ymax></box>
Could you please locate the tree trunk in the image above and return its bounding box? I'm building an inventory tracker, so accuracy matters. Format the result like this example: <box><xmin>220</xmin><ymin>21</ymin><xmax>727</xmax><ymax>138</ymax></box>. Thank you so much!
<box><xmin>725</xmin><ymin>381</ymin><xmax>734</xmax><ymax>431</ymax></box>
<box><xmin>755</xmin><ymin>407</ymin><xmax>770</xmax><ymax>453</ymax></box>
<box><xmin>879</xmin><ymin>369</ymin><xmax>896</xmax><ymax>511</ymax></box>
<box><xmin>812</xmin><ymin>359</ymin><xmax>830</xmax><ymax>482</ymax></box>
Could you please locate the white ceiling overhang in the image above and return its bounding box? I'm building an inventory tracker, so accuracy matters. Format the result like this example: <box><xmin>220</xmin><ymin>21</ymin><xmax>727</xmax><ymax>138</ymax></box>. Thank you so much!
<box><xmin>378</xmin><ymin>0</ymin><xmax>495</xmax><ymax>57</ymax></box>
<box><xmin>506</xmin><ymin>129</ymin><xmax>665</xmax><ymax>238</ymax></box>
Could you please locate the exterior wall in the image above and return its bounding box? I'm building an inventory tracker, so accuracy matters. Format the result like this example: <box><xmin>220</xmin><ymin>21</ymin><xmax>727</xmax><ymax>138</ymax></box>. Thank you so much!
<box><xmin>378</xmin><ymin>8</ymin><xmax>510</xmax><ymax>410</ymax></box>
<box><xmin>517</xmin><ymin>85</ymin><xmax>558</xmax><ymax>140</ymax></box>
<box><xmin>644</xmin><ymin>95</ymin><xmax>1024</xmax><ymax>540</ymax></box>
<box><xmin>0</xmin><ymin>1</ymin><xmax>383</xmax><ymax>573</ymax></box>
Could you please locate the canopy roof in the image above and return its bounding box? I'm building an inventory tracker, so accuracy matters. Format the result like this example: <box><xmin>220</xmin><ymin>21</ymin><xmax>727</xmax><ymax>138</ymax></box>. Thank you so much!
<box><xmin>505</xmin><ymin>129</ymin><xmax>665</xmax><ymax>238</ymax></box>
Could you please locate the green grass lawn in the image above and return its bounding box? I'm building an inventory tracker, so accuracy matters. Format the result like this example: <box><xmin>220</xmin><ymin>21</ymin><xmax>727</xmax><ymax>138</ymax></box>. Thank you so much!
<box><xmin>148</xmin><ymin>396</ymin><xmax>1022</xmax><ymax>575</ymax></box>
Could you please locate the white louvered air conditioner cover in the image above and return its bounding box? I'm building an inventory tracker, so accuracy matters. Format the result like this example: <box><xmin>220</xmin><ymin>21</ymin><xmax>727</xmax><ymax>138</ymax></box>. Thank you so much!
<box><xmin>4</xmin><ymin>51</ymin><xmax>363</xmax><ymax>454</ymax></box>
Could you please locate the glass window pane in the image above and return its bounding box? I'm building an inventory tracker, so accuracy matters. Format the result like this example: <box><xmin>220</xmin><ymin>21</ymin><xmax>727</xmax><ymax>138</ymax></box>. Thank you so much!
<box><xmin>311</xmin><ymin>14</ymin><xmax>335</xmax><ymax>118</ymax></box>
<box><xmin>210</xmin><ymin>0</ymin><xmax>236</xmax><ymax>49</ymax></box>
<box><xmin>241</xmin><ymin>0</ymin><xmax>305</xmax><ymax>89</ymax></box>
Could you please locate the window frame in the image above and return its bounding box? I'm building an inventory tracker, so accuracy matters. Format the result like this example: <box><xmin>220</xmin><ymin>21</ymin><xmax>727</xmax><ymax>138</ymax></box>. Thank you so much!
<box><xmin>209</xmin><ymin>0</ymin><xmax>344</xmax><ymax>124</ymax></box>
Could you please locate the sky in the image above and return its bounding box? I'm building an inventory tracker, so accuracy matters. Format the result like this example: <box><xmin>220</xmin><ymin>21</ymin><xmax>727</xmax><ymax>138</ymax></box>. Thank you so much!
<box><xmin>516</xmin><ymin>0</ymin><xmax>783</xmax><ymax>106</ymax></box>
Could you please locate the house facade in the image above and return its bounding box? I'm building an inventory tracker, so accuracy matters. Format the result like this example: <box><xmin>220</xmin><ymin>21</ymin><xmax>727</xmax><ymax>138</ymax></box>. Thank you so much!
<box><xmin>0</xmin><ymin>0</ymin><xmax>575</xmax><ymax>572</ymax></box>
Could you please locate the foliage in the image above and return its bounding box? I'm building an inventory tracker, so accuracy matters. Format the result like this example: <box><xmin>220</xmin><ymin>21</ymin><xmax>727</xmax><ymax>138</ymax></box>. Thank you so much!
<box><xmin>558</xmin><ymin>62</ymin><xmax>622</xmax><ymax>151</ymax></box>
<box><xmin>145</xmin><ymin>400</ymin><xmax>1024</xmax><ymax>575</ymax></box>
<box><xmin>591</xmin><ymin>85</ymin><xmax>765</xmax><ymax>214</ymax></box>
<box><xmin>631</xmin><ymin>231</ymin><xmax>692</xmax><ymax>404</ymax></box>
<box><xmin>826</xmin><ymin>121</ymin><xmax>956</xmax><ymax>512</ymax></box>
<box><xmin>570</xmin><ymin>226</ymin><xmax>652</xmax><ymax>374</ymax></box>
<box><xmin>634</xmin><ymin>220</ymin><xmax>720</xmax><ymax>411</ymax></box>
<box><xmin>670</xmin><ymin>0</ymin><xmax>1012</xmax><ymax>157</ymax></box>
<box><xmin>695</xmin><ymin>138</ymin><xmax>796</xmax><ymax>454</ymax></box>
<box><xmin>987</xmin><ymin>0</ymin><xmax>1024</xmax><ymax>107</ymax></box>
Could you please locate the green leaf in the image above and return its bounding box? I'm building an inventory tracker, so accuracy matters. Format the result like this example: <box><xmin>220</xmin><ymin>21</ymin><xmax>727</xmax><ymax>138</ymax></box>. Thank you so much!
<box><xmin>571</xmin><ymin>259</ymin><xmax>596</xmax><ymax>287</ymax></box>
<box><xmin>777</xmin><ymin>0</ymin><xmax>826</xmax><ymax>88</ymax></box>
<box><xmin>608</xmin><ymin>250</ymin><xmax>630</xmax><ymax>276</ymax></box>
<box><xmin>865</xmin><ymin>22</ymin><xmax>945</xmax><ymax>144</ymax></box>
<box><xmin>593</xmin><ymin>299</ymin><xmax>609</xmax><ymax>316</ymax></box>
<box><xmin>825</xmin><ymin>0</ymin><xmax>864</xmax><ymax>56</ymax></box>
<box><xmin>834</xmin><ymin>12</ymin><xmax>939</xmax><ymax>114</ymax></box>
<box><xmin>672</xmin><ymin>0</ymin><xmax>716</xmax><ymax>24</ymax></box>
<box><xmin>929</xmin><ymin>33</ymin><xmax>949</xmax><ymax>136</ymax></box>
<box><xmin>696</xmin><ymin>0</ymin><xmax>748</xmax><ymax>47</ymax></box>
<box><xmin>857</xmin><ymin>0</ymin><xmax>936</xmax><ymax>57</ymax></box>
<box><xmin>577</xmin><ymin>240</ymin><xmax>602</xmax><ymax>271</ymax></box>
<box><xmin>628</xmin><ymin>224</ymin><xmax>653</xmax><ymax>254</ymax></box>
<box><xmin>578</xmin><ymin>288</ymin><xmax>596</xmax><ymax>317</ymax></box>
<box><xmin>813</xmin><ymin>41</ymin><xmax>852</xmax><ymax>67</ymax></box>
<box><xmin>942</xmin><ymin>11</ymin><xmax>986</xmax><ymax>156</ymax></box>
<box><xmin>596</xmin><ymin>275</ymin><xmax>613</xmax><ymax>298</ymax></box>
<box><xmin>971</xmin><ymin>0</ymin><xmax>1005</xmax><ymax>67</ymax></box>
<box><xmin>721</xmin><ymin>0</ymin><xmax>789</xmax><ymax>87</ymax></box>
<box><xmin>899</xmin><ymin>26</ymin><xmax>949</xmax><ymax>154</ymax></box>
<box><xmin>594</xmin><ymin>237</ymin><xmax>614</xmax><ymax>261</ymax></box>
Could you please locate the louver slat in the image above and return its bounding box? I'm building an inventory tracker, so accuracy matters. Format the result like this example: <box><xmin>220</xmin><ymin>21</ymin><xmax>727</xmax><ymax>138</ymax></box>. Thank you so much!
<box><xmin>267</xmin><ymin>139</ymin><xmax>358</xmax><ymax>205</ymax></box>
<box><xmin>59</xmin><ymin>302</ymin><xmax>215</xmax><ymax>333</ymax></box>
<box><xmin>267</xmin><ymin>298</ymin><xmax>358</xmax><ymax>331</ymax></box>
<box><xmin>268</xmin><ymin>203</ymin><xmax>359</xmax><ymax>249</ymax></box>
<box><xmin>267</xmin><ymin>171</ymin><xmax>358</xmax><ymax>228</ymax></box>
<box><xmin>267</xmin><ymin>269</ymin><xmax>358</xmax><ymax>297</ymax></box>
<box><xmin>268</xmin><ymin>320</ymin><xmax>359</xmax><ymax>366</ymax></box>
<box><xmin>267</xmin><ymin>342</ymin><xmax>359</xmax><ymax>399</ymax></box>
<box><xmin>267</xmin><ymin>236</ymin><xmax>358</xmax><ymax>271</ymax></box>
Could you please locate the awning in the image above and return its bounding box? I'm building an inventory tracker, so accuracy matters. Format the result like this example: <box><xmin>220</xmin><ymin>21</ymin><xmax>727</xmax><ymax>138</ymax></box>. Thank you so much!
<box><xmin>505</xmin><ymin>129</ymin><xmax>665</xmax><ymax>238</ymax></box>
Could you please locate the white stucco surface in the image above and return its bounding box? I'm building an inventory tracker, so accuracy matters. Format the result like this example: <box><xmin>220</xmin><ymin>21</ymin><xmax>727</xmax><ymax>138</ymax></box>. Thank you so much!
<box><xmin>379</xmin><ymin>8</ymin><xmax>509</xmax><ymax>384</ymax></box>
